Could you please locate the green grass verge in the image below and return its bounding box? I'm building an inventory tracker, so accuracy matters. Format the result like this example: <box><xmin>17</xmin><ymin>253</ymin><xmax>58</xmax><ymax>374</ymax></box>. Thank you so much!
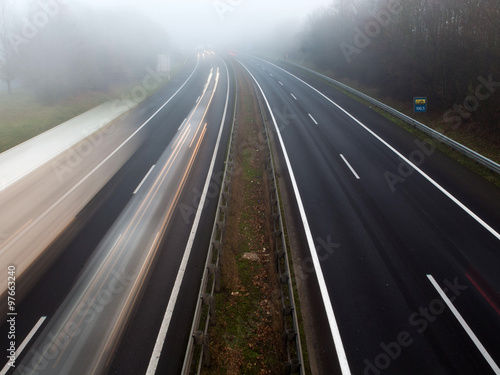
<box><xmin>0</xmin><ymin>89</ymin><xmax>110</xmax><ymax>153</ymax></box>
<box><xmin>0</xmin><ymin>67</ymin><xmax>180</xmax><ymax>154</ymax></box>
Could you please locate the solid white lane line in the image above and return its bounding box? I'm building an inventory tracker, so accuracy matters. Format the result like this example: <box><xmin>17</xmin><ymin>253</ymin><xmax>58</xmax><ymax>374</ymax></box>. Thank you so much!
<box><xmin>308</xmin><ymin>113</ymin><xmax>318</xmax><ymax>125</ymax></box>
<box><xmin>0</xmin><ymin>316</ymin><xmax>47</xmax><ymax>375</ymax></box>
<box><xmin>133</xmin><ymin>165</ymin><xmax>156</xmax><ymax>195</ymax></box>
<box><xmin>261</xmin><ymin>58</ymin><xmax>500</xmax><ymax>242</ymax></box>
<box><xmin>340</xmin><ymin>154</ymin><xmax>360</xmax><ymax>180</ymax></box>
<box><xmin>427</xmin><ymin>274</ymin><xmax>500</xmax><ymax>374</ymax></box>
<box><xmin>146</xmin><ymin>57</ymin><xmax>230</xmax><ymax>375</ymax></box>
<box><xmin>239</xmin><ymin>60</ymin><xmax>352</xmax><ymax>375</ymax></box>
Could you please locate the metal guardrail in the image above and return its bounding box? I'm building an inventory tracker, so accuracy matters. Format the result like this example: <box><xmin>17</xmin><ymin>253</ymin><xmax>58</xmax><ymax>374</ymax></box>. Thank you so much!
<box><xmin>255</xmin><ymin>84</ymin><xmax>305</xmax><ymax>375</ymax></box>
<box><xmin>283</xmin><ymin>61</ymin><xmax>500</xmax><ymax>176</ymax></box>
<box><xmin>182</xmin><ymin>60</ymin><xmax>305</xmax><ymax>374</ymax></box>
<box><xmin>180</xmin><ymin>66</ymin><xmax>238</xmax><ymax>375</ymax></box>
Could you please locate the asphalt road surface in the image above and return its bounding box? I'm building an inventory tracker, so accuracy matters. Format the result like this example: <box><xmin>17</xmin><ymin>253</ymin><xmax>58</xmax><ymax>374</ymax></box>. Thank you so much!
<box><xmin>0</xmin><ymin>51</ymin><xmax>234</xmax><ymax>375</ymax></box>
<box><xmin>238</xmin><ymin>55</ymin><xmax>500</xmax><ymax>375</ymax></box>
<box><xmin>2</xmin><ymin>51</ymin><xmax>499</xmax><ymax>375</ymax></box>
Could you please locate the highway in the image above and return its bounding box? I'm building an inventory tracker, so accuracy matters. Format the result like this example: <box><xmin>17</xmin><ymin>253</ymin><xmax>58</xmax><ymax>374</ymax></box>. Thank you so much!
<box><xmin>0</xmin><ymin>51</ymin><xmax>234</xmax><ymax>374</ymax></box>
<box><xmin>1</xmin><ymin>49</ymin><xmax>499</xmax><ymax>375</ymax></box>
<box><xmin>238</xmin><ymin>55</ymin><xmax>500</xmax><ymax>375</ymax></box>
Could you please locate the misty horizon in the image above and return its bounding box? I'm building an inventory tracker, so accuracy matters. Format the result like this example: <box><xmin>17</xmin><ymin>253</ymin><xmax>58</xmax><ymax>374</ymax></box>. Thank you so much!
<box><xmin>70</xmin><ymin>0</ymin><xmax>331</xmax><ymax>50</ymax></box>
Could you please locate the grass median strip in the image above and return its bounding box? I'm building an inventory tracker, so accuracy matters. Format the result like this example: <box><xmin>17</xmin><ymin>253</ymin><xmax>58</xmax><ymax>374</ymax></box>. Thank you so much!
<box><xmin>203</xmin><ymin>65</ymin><xmax>284</xmax><ymax>374</ymax></box>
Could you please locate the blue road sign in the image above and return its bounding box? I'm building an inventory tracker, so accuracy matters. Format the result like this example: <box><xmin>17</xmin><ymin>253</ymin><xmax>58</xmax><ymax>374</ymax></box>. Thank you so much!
<box><xmin>414</xmin><ymin>97</ymin><xmax>427</xmax><ymax>113</ymax></box>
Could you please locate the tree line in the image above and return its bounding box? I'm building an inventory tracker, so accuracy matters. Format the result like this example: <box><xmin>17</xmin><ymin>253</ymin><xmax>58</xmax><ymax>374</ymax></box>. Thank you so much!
<box><xmin>296</xmin><ymin>0</ymin><xmax>500</xmax><ymax>129</ymax></box>
<box><xmin>0</xmin><ymin>0</ymin><xmax>169</xmax><ymax>103</ymax></box>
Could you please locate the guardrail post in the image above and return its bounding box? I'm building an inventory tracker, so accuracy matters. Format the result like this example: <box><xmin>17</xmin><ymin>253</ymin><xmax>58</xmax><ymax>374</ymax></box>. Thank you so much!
<box><xmin>285</xmin><ymin>359</ymin><xmax>301</xmax><ymax>374</ymax></box>
<box><xmin>283</xmin><ymin>329</ymin><xmax>296</xmax><ymax>342</ymax></box>
<box><xmin>209</xmin><ymin>297</ymin><xmax>216</xmax><ymax>326</ymax></box>
<box><xmin>215</xmin><ymin>266</ymin><xmax>221</xmax><ymax>292</ymax></box>
<box><xmin>202</xmin><ymin>292</ymin><xmax>216</xmax><ymax>322</ymax></box>
<box><xmin>272</xmin><ymin>213</ymin><xmax>280</xmax><ymax>225</ymax></box>
<box><xmin>208</xmin><ymin>263</ymin><xmax>221</xmax><ymax>292</ymax></box>
<box><xmin>202</xmin><ymin>293</ymin><xmax>210</xmax><ymax>305</ymax></box>
<box><xmin>193</xmin><ymin>330</ymin><xmax>203</xmax><ymax>345</ymax></box>
<box><xmin>193</xmin><ymin>331</ymin><xmax>211</xmax><ymax>368</ymax></box>
<box><xmin>212</xmin><ymin>240</ymin><xmax>220</xmax><ymax>251</ymax></box>
<box><xmin>202</xmin><ymin>335</ymin><xmax>211</xmax><ymax>368</ymax></box>
<box><xmin>270</xmin><ymin>185</ymin><xmax>276</xmax><ymax>196</ymax></box>
<box><xmin>283</xmin><ymin>305</ymin><xmax>293</xmax><ymax>316</ymax></box>
<box><xmin>275</xmin><ymin>251</ymin><xmax>285</xmax><ymax>271</ymax></box>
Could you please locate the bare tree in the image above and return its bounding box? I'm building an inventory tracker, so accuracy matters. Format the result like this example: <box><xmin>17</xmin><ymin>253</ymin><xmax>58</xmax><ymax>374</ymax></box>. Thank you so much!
<box><xmin>18</xmin><ymin>2</ymin><xmax>170</xmax><ymax>103</ymax></box>
<box><xmin>299</xmin><ymin>0</ymin><xmax>499</xmax><ymax>125</ymax></box>
<box><xmin>0</xmin><ymin>0</ymin><xmax>15</xmax><ymax>94</ymax></box>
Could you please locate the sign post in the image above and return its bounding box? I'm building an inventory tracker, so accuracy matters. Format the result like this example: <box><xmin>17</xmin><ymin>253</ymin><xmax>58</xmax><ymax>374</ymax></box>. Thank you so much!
<box><xmin>157</xmin><ymin>54</ymin><xmax>171</xmax><ymax>79</ymax></box>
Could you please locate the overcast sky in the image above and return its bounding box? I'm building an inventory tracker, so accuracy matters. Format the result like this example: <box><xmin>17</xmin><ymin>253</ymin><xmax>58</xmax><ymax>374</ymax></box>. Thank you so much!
<box><xmin>78</xmin><ymin>0</ymin><xmax>331</xmax><ymax>49</ymax></box>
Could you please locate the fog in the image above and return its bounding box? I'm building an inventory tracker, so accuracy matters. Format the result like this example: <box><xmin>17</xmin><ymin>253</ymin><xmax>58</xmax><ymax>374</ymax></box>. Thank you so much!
<box><xmin>80</xmin><ymin>0</ymin><xmax>330</xmax><ymax>49</ymax></box>
<box><xmin>0</xmin><ymin>0</ymin><xmax>330</xmax><ymax>99</ymax></box>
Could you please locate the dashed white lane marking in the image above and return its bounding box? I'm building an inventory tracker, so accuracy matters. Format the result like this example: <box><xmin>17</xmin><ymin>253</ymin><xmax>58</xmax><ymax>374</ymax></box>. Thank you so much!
<box><xmin>340</xmin><ymin>154</ymin><xmax>360</xmax><ymax>180</ymax></box>
<box><xmin>0</xmin><ymin>316</ymin><xmax>47</xmax><ymax>375</ymax></box>
<box><xmin>239</xmin><ymin>60</ymin><xmax>352</xmax><ymax>375</ymax></box>
<box><xmin>133</xmin><ymin>165</ymin><xmax>156</xmax><ymax>195</ymax></box>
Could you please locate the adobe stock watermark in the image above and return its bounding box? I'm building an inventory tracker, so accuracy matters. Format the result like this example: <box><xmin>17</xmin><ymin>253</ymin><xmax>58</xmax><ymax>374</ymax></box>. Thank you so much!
<box><xmin>443</xmin><ymin>74</ymin><xmax>500</xmax><ymax>130</ymax></box>
<box><xmin>8</xmin><ymin>0</ymin><xmax>73</xmax><ymax>54</ymax></box>
<box><xmin>340</xmin><ymin>0</ymin><xmax>402</xmax><ymax>63</ymax></box>
<box><xmin>384</xmin><ymin>138</ymin><xmax>435</xmax><ymax>192</ymax></box>
<box><xmin>16</xmin><ymin>267</ymin><xmax>133</xmax><ymax>374</ymax></box>
<box><xmin>178</xmin><ymin>170</ymin><xmax>225</xmax><ymax>225</ymax></box>
<box><xmin>274</xmin><ymin>104</ymin><xmax>298</xmax><ymax>133</ymax></box>
<box><xmin>300</xmin><ymin>235</ymin><xmax>341</xmax><ymax>280</ymax></box>
<box><xmin>213</xmin><ymin>0</ymin><xmax>243</xmax><ymax>22</ymax></box>
<box><xmin>384</xmin><ymin>73</ymin><xmax>499</xmax><ymax>193</ymax></box>
<box><xmin>51</xmin><ymin>66</ymin><xmax>166</xmax><ymax>182</ymax></box>
<box><xmin>51</xmin><ymin>124</ymin><xmax>109</xmax><ymax>183</ymax></box>
<box><xmin>363</xmin><ymin>277</ymin><xmax>467</xmax><ymax>375</ymax></box>
<box><xmin>178</xmin><ymin>136</ymin><xmax>257</xmax><ymax>226</ymax></box>
<box><xmin>178</xmin><ymin>118</ymin><xmax>275</xmax><ymax>225</ymax></box>
<box><xmin>111</xmin><ymin>67</ymin><xmax>167</xmax><ymax>113</ymax></box>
